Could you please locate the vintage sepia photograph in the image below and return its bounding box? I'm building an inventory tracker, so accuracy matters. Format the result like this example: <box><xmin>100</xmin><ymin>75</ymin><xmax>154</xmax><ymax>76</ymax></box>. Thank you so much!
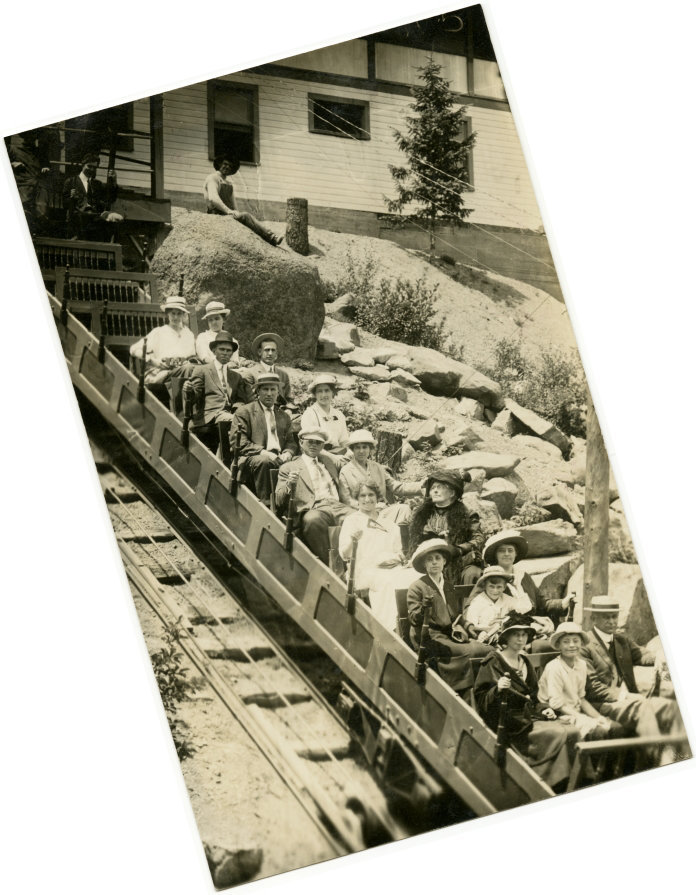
<box><xmin>2</xmin><ymin>1</ymin><xmax>694</xmax><ymax>892</ymax></box>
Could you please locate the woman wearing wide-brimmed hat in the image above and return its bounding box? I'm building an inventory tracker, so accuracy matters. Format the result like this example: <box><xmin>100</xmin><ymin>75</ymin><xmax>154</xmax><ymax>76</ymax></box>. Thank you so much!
<box><xmin>538</xmin><ymin>622</ymin><xmax>625</xmax><ymax>741</ymax></box>
<box><xmin>129</xmin><ymin>295</ymin><xmax>196</xmax><ymax>386</ymax></box>
<box><xmin>482</xmin><ymin>529</ymin><xmax>555</xmax><ymax>648</ymax></box>
<box><xmin>338</xmin><ymin>480</ymin><xmax>405</xmax><ymax>631</ymax></box>
<box><xmin>406</xmin><ymin>539</ymin><xmax>494</xmax><ymax>695</ymax></box>
<box><xmin>474</xmin><ymin>612</ymin><xmax>580</xmax><ymax>788</ymax></box>
<box><xmin>300</xmin><ymin>374</ymin><xmax>350</xmax><ymax>457</ymax></box>
<box><xmin>195</xmin><ymin>300</ymin><xmax>240</xmax><ymax>365</ymax></box>
<box><xmin>408</xmin><ymin>468</ymin><xmax>484</xmax><ymax>586</ymax></box>
<box><xmin>338</xmin><ymin>429</ymin><xmax>420</xmax><ymax>525</ymax></box>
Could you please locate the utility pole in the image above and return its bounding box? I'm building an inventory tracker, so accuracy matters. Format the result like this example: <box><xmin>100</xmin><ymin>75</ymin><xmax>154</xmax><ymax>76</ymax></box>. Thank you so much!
<box><xmin>583</xmin><ymin>388</ymin><xmax>610</xmax><ymax>628</ymax></box>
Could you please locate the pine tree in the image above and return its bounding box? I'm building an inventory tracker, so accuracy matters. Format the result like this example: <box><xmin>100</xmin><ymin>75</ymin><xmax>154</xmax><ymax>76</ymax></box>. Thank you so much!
<box><xmin>386</xmin><ymin>57</ymin><xmax>475</xmax><ymax>252</ymax></box>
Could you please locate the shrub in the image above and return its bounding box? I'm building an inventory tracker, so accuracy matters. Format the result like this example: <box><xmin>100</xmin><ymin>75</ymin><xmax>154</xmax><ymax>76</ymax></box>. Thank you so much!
<box><xmin>353</xmin><ymin>275</ymin><xmax>444</xmax><ymax>351</ymax></box>
<box><xmin>150</xmin><ymin>627</ymin><xmax>200</xmax><ymax>761</ymax></box>
<box><xmin>326</xmin><ymin>244</ymin><xmax>379</xmax><ymax>302</ymax></box>
<box><xmin>484</xmin><ymin>337</ymin><xmax>588</xmax><ymax>438</ymax></box>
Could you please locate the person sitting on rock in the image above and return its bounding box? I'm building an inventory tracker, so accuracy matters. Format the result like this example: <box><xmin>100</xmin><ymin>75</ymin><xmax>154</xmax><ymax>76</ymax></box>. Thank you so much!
<box><xmin>300</xmin><ymin>374</ymin><xmax>350</xmax><ymax>460</ymax></box>
<box><xmin>231</xmin><ymin>373</ymin><xmax>296</xmax><ymax>504</ymax></box>
<box><xmin>247</xmin><ymin>333</ymin><xmax>294</xmax><ymax>408</ymax></box>
<box><xmin>406</xmin><ymin>539</ymin><xmax>493</xmax><ymax>697</ymax></box>
<box><xmin>189</xmin><ymin>330</ymin><xmax>254</xmax><ymax>425</ymax></box>
<box><xmin>408</xmin><ymin>468</ymin><xmax>483</xmax><ymax>586</ymax></box>
<box><xmin>204</xmin><ymin>155</ymin><xmax>283</xmax><ymax>247</ymax></box>
<box><xmin>538</xmin><ymin>622</ymin><xmax>625</xmax><ymax>742</ymax></box>
<box><xmin>275</xmin><ymin>428</ymin><xmax>353</xmax><ymax>565</ymax></box>
<box><xmin>482</xmin><ymin>529</ymin><xmax>555</xmax><ymax>650</ymax></box>
<box><xmin>581</xmin><ymin>595</ymin><xmax>677</xmax><ymax>739</ymax></box>
<box><xmin>465</xmin><ymin>565</ymin><xmax>533</xmax><ymax>644</ymax></box>
<box><xmin>338</xmin><ymin>429</ymin><xmax>419</xmax><ymax>525</ymax></box>
<box><xmin>62</xmin><ymin>153</ymin><xmax>123</xmax><ymax>239</ymax></box>
<box><xmin>196</xmin><ymin>300</ymin><xmax>240</xmax><ymax>365</ymax></box>
<box><xmin>129</xmin><ymin>295</ymin><xmax>196</xmax><ymax>387</ymax></box>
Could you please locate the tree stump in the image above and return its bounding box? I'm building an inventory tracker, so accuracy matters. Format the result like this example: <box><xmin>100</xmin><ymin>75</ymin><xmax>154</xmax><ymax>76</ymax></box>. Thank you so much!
<box><xmin>375</xmin><ymin>428</ymin><xmax>403</xmax><ymax>473</ymax></box>
<box><xmin>286</xmin><ymin>197</ymin><xmax>309</xmax><ymax>255</ymax></box>
<box><xmin>582</xmin><ymin>390</ymin><xmax>609</xmax><ymax>629</ymax></box>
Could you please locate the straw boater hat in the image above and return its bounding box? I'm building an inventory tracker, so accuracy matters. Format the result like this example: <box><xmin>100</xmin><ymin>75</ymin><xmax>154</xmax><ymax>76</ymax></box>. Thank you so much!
<box><xmin>347</xmin><ymin>429</ymin><xmax>376</xmax><ymax>447</ymax></box>
<box><xmin>475</xmin><ymin>564</ymin><xmax>514</xmax><ymax>586</ymax></box>
<box><xmin>411</xmin><ymin>538</ymin><xmax>459</xmax><ymax>574</ymax></box>
<box><xmin>252</xmin><ymin>332</ymin><xmax>284</xmax><ymax>354</ymax></box>
<box><xmin>550</xmin><ymin>621</ymin><xmax>589</xmax><ymax>651</ymax></box>
<box><xmin>256</xmin><ymin>372</ymin><xmax>281</xmax><ymax>388</ymax></box>
<box><xmin>298</xmin><ymin>427</ymin><xmax>329</xmax><ymax>443</ymax></box>
<box><xmin>160</xmin><ymin>295</ymin><xmax>189</xmax><ymax>314</ymax></box>
<box><xmin>585</xmin><ymin>595</ymin><xmax>620</xmax><ymax>614</ymax></box>
<box><xmin>209</xmin><ymin>330</ymin><xmax>239</xmax><ymax>352</ymax></box>
<box><xmin>483</xmin><ymin>530</ymin><xmax>529</xmax><ymax>566</ymax></box>
<box><xmin>422</xmin><ymin>468</ymin><xmax>469</xmax><ymax>501</ymax></box>
<box><xmin>202</xmin><ymin>300</ymin><xmax>230</xmax><ymax>321</ymax></box>
<box><xmin>308</xmin><ymin>374</ymin><xmax>338</xmax><ymax>395</ymax></box>
<box><xmin>497</xmin><ymin>612</ymin><xmax>536</xmax><ymax>643</ymax></box>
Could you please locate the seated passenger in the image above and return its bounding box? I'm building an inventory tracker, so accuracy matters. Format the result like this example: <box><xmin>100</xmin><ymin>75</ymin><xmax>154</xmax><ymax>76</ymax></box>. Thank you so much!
<box><xmin>129</xmin><ymin>295</ymin><xmax>196</xmax><ymax>387</ymax></box>
<box><xmin>408</xmin><ymin>468</ymin><xmax>483</xmax><ymax>586</ymax></box>
<box><xmin>196</xmin><ymin>300</ymin><xmax>240</xmax><ymax>365</ymax></box>
<box><xmin>482</xmin><ymin>529</ymin><xmax>555</xmax><ymax>650</ymax></box>
<box><xmin>474</xmin><ymin>612</ymin><xmax>580</xmax><ymax>789</ymax></box>
<box><xmin>338</xmin><ymin>481</ymin><xmax>405</xmax><ymax>630</ymax></box>
<box><xmin>190</xmin><ymin>330</ymin><xmax>254</xmax><ymax>424</ymax></box>
<box><xmin>407</xmin><ymin>539</ymin><xmax>493</xmax><ymax>697</ymax></box>
<box><xmin>538</xmin><ymin>622</ymin><xmax>625</xmax><ymax>741</ymax></box>
<box><xmin>231</xmin><ymin>373</ymin><xmax>296</xmax><ymax>505</ymax></box>
<box><xmin>247</xmin><ymin>333</ymin><xmax>293</xmax><ymax>408</ymax></box>
<box><xmin>275</xmin><ymin>428</ymin><xmax>353</xmax><ymax>565</ymax></box>
<box><xmin>62</xmin><ymin>153</ymin><xmax>123</xmax><ymax>239</ymax></box>
<box><xmin>581</xmin><ymin>595</ymin><xmax>677</xmax><ymax>739</ymax></box>
<box><xmin>465</xmin><ymin>565</ymin><xmax>532</xmax><ymax>644</ymax></box>
<box><xmin>300</xmin><ymin>375</ymin><xmax>350</xmax><ymax>460</ymax></box>
<box><xmin>204</xmin><ymin>155</ymin><xmax>283</xmax><ymax>247</ymax></box>
<box><xmin>338</xmin><ymin>429</ymin><xmax>420</xmax><ymax>524</ymax></box>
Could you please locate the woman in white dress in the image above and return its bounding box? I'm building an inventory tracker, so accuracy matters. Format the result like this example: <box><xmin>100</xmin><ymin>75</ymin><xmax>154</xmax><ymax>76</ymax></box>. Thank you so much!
<box><xmin>195</xmin><ymin>300</ymin><xmax>240</xmax><ymax>365</ymax></box>
<box><xmin>338</xmin><ymin>481</ymin><xmax>405</xmax><ymax>631</ymax></box>
<box><xmin>129</xmin><ymin>295</ymin><xmax>196</xmax><ymax>386</ymax></box>
<box><xmin>300</xmin><ymin>374</ymin><xmax>350</xmax><ymax>461</ymax></box>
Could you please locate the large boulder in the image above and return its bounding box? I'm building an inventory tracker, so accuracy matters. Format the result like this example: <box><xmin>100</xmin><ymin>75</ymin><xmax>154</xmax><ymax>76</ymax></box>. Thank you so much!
<box><xmin>566</xmin><ymin>563</ymin><xmax>657</xmax><ymax>644</ymax></box>
<box><xmin>536</xmin><ymin>483</ymin><xmax>583</xmax><ymax>525</ymax></box>
<box><xmin>389</xmin><ymin>368</ymin><xmax>421</xmax><ymax>388</ymax></box>
<box><xmin>442</xmin><ymin>451</ymin><xmax>520</xmax><ymax>478</ymax></box>
<box><xmin>325</xmin><ymin>292</ymin><xmax>356</xmax><ymax>322</ymax></box>
<box><xmin>517</xmin><ymin>520</ymin><xmax>578</xmax><ymax>557</ymax></box>
<box><xmin>505</xmin><ymin>399</ymin><xmax>570</xmax><ymax>455</ymax></box>
<box><xmin>341</xmin><ymin>348</ymin><xmax>375</xmax><ymax>367</ymax></box>
<box><xmin>510</xmin><ymin>434</ymin><xmax>563</xmax><ymax>461</ymax></box>
<box><xmin>352</xmin><ymin>364</ymin><xmax>392</xmax><ymax>382</ymax></box>
<box><xmin>481</xmin><ymin>478</ymin><xmax>518</xmax><ymax>519</ymax></box>
<box><xmin>520</xmin><ymin>554</ymin><xmax>582</xmax><ymax>604</ymax></box>
<box><xmin>456</xmin><ymin>397</ymin><xmax>486</xmax><ymax>421</ymax></box>
<box><xmin>151</xmin><ymin>211</ymin><xmax>325</xmax><ymax>364</ymax></box>
<box><xmin>393</xmin><ymin>346</ymin><xmax>503</xmax><ymax>408</ymax></box>
<box><xmin>407</xmin><ymin>420</ymin><xmax>443</xmax><ymax>450</ymax></box>
<box><xmin>609</xmin><ymin>507</ymin><xmax>637</xmax><ymax>563</ymax></box>
<box><xmin>443</xmin><ymin>424</ymin><xmax>484</xmax><ymax>452</ymax></box>
<box><xmin>321</xmin><ymin>318</ymin><xmax>360</xmax><ymax>353</ymax></box>
<box><xmin>461</xmin><ymin>494</ymin><xmax>502</xmax><ymax>535</ymax></box>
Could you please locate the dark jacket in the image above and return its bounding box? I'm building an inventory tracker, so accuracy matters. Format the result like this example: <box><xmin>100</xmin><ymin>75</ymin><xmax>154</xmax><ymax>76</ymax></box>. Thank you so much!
<box><xmin>409</xmin><ymin>498</ymin><xmax>483</xmax><ymax>583</ymax></box>
<box><xmin>581</xmin><ymin>629</ymin><xmax>650</xmax><ymax>704</ymax></box>
<box><xmin>474</xmin><ymin>650</ymin><xmax>543</xmax><ymax>741</ymax></box>
<box><xmin>62</xmin><ymin>173</ymin><xmax>117</xmax><ymax>221</ymax></box>
<box><xmin>275</xmin><ymin>453</ymin><xmax>342</xmax><ymax>514</ymax></box>
<box><xmin>231</xmin><ymin>401</ymin><xmax>296</xmax><ymax>458</ymax></box>
<box><xmin>190</xmin><ymin>362</ymin><xmax>254</xmax><ymax>423</ymax></box>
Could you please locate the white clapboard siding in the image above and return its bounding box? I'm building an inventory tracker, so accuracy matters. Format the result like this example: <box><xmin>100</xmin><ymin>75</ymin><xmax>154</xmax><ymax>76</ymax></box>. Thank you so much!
<box><xmin>115</xmin><ymin>98</ymin><xmax>152</xmax><ymax>192</ymax></box>
<box><xmin>159</xmin><ymin>71</ymin><xmax>542</xmax><ymax>229</ymax></box>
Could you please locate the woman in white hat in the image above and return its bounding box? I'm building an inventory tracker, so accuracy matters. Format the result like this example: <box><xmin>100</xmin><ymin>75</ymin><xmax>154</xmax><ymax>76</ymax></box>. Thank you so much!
<box><xmin>538</xmin><ymin>622</ymin><xmax>625</xmax><ymax>741</ymax></box>
<box><xmin>338</xmin><ymin>429</ymin><xmax>420</xmax><ymax>524</ymax></box>
<box><xmin>406</xmin><ymin>539</ymin><xmax>494</xmax><ymax>696</ymax></box>
<box><xmin>474</xmin><ymin>612</ymin><xmax>580</xmax><ymax>788</ymax></box>
<box><xmin>338</xmin><ymin>480</ymin><xmax>405</xmax><ymax>630</ymax></box>
<box><xmin>195</xmin><ymin>300</ymin><xmax>239</xmax><ymax>365</ymax></box>
<box><xmin>300</xmin><ymin>374</ymin><xmax>349</xmax><ymax>458</ymax></box>
<box><xmin>129</xmin><ymin>295</ymin><xmax>196</xmax><ymax>386</ymax></box>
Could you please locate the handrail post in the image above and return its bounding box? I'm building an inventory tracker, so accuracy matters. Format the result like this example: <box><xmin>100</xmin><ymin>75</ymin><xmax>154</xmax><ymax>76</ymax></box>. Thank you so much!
<box><xmin>60</xmin><ymin>264</ymin><xmax>70</xmax><ymax>326</ymax></box>
<box><xmin>137</xmin><ymin>336</ymin><xmax>148</xmax><ymax>403</ymax></box>
<box><xmin>415</xmin><ymin>604</ymin><xmax>432</xmax><ymax>684</ymax></box>
<box><xmin>98</xmin><ymin>299</ymin><xmax>108</xmax><ymax>363</ymax></box>
<box><xmin>230</xmin><ymin>428</ymin><xmax>242</xmax><ymax>496</ymax></box>
<box><xmin>283</xmin><ymin>479</ymin><xmax>297</xmax><ymax>552</ymax></box>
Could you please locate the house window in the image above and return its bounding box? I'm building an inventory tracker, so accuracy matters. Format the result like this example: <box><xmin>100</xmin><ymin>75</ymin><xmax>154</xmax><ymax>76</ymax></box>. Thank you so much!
<box><xmin>458</xmin><ymin>115</ymin><xmax>475</xmax><ymax>190</ymax></box>
<box><xmin>308</xmin><ymin>95</ymin><xmax>370</xmax><ymax>140</ymax></box>
<box><xmin>64</xmin><ymin>102</ymin><xmax>134</xmax><ymax>164</ymax></box>
<box><xmin>208</xmin><ymin>82</ymin><xmax>259</xmax><ymax>164</ymax></box>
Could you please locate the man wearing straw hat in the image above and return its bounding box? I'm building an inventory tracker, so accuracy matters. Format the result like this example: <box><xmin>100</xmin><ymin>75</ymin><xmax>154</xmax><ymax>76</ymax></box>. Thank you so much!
<box><xmin>189</xmin><ymin>331</ymin><xmax>254</xmax><ymax>424</ymax></box>
<box><xmin>129</xmin><ymin>295</ymin><xmax>196</xmax><ymax>386</ymax></box>
<box><xmin>195</xmin><ymin>300</ymin><xmax>241</xmax><ymax>365</ymax></box>
<box><xmin>247</xmin><ymin>333</ymin><xmax>293</xmax><ymax>407</ymax></box>
<box><xmin>582</xmin><ymin>595</ymin><xmax>676</xmax><ymax>737</ymax></box>
<box><xmin>275</xmin><ymin>427</ymin><xmax>353</xmax><ymax>564</ymax></box>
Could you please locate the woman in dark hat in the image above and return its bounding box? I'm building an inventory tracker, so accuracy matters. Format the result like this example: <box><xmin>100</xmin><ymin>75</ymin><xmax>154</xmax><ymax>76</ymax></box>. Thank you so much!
<box><xmin>408</xmin><ymin>468</ymin><xmax>484</xmax><ymax>586</ymax></box>
<box><xmin>474</xmin><ymin>612</ymin><xmax>579</xmax><ymax>788</ymax></box>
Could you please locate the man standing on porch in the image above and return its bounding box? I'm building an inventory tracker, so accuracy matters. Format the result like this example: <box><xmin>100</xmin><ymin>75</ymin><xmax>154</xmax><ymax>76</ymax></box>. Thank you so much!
<box><xmin>204</xmin><ymin>156</ymin><xmax>283</xmax><ymax>247</ymax></box>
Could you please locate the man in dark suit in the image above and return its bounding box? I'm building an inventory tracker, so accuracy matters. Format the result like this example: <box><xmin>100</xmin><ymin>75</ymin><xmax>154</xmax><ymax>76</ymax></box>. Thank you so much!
<box><xmin>189</xmin><ymin>330</ymin><xmax>254</xmax><ymax>424</ymax></box>
<box><xmin>582</xmin><ymin>595</ymin><xmax>676</xmax><ymax>737</ymax></box>
<box><xmin>275</xmin><ymin>427</ymin><xmax>353</xmax><ymax>565</ymax></box>
<box><xmin>231</xmin><ymin>373</ymin><xmax>296</xmax><ymax>504</ymax></box>
<box><xmin>246</xmin><ymin>332</ymin><xmax>293</xmax><ymax>407</ymax></box>
<box><xmin>62</xmin><ymin>153</ymin><xmax>122</xmax><ymax>238</ymax></box>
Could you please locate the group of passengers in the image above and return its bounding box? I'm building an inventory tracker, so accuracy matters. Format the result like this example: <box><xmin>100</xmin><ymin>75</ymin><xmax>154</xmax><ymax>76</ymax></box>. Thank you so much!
<box><xmin>130</xmin><ymin>292</ymin><xmax>679</xmax><ymax>788</ymax></box>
